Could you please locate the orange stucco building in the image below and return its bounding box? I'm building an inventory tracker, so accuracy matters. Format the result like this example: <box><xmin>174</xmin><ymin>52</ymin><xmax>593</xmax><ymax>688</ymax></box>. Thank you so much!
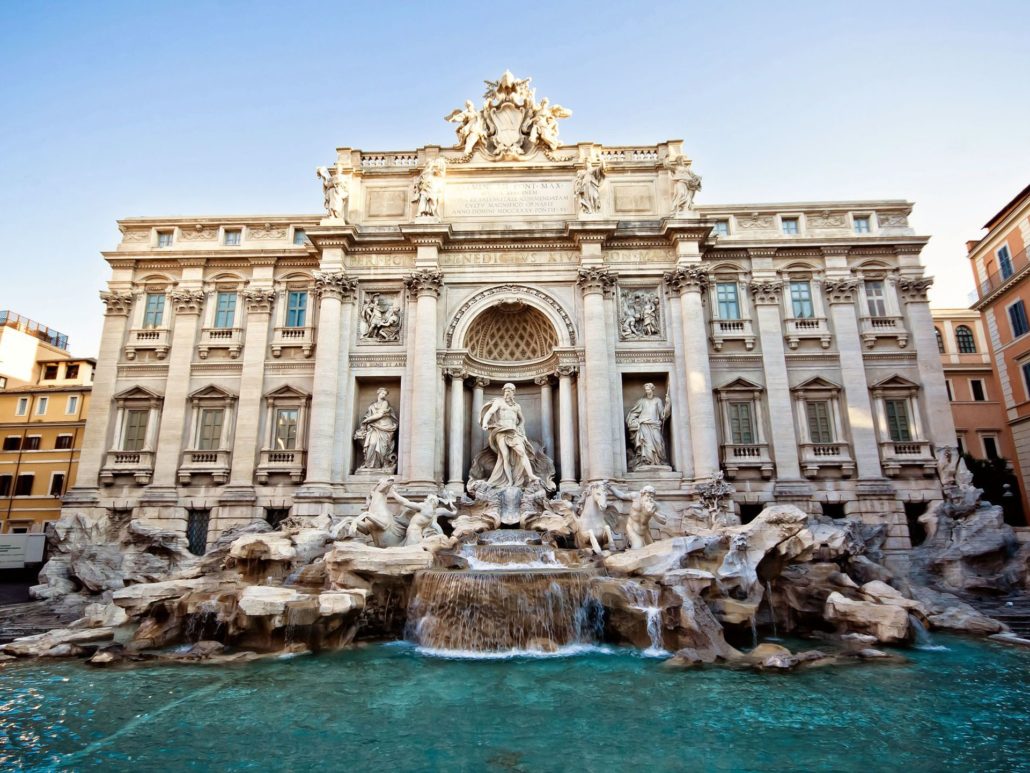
<box><xmin>967</xmin><ymin>185</ymin><xmax>1030</xmax><ymax>522</ymax></box>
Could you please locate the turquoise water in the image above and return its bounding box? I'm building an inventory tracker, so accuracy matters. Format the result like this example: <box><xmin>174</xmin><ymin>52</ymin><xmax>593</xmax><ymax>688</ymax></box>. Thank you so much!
<box><xmin>1</xmin><ymin>637</ymin><xmax>1028</xmax><ymax>772</ymax></box>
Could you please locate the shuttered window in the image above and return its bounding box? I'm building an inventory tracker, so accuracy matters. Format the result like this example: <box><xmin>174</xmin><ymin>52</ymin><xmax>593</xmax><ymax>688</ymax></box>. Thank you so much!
<box><xmin>274</xmin><ymin>408</ymin><xmax>299</xmax><ymax>450</ymax></box>
<box><xmin>728</xmin><ymin>402</ymin><xmax>755</xmax><ymax>444</ymax></box>
<box><xmin>885</xmin><ymin>399</ymin><xmax>912</xmax><ymax>442</ymax></box>
<box><xmin>123</xmin><ymin>410</ymin><xmax>149</xmax><ymax>451</ymax></box>
<box><xmin>806</xmin><ymin>401</ymin><xmax>834</xmax><ymax>443</ymax></box>
<box><xmin>197</xmin><ymin>409</ymin><xmax>224</xmax><ymax>450</ymax></box>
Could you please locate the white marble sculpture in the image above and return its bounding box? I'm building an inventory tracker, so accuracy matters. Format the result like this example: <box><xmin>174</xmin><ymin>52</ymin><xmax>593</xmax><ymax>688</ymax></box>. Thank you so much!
<box><xmin>360</xmin><ymin>293</ymin><xmax>401</xmax><ymax>342</ymax></box>
<box><xmin>445</xmin><ymin>100</ymin><xmax>488</xmax><ymax>155</ymax></box>
<box><xmin>575</xmin><ymin>161</ymin><xmax>604</xmax><ymax>214</ymax></box>
<box><xmin>316</xmin><ymin>165</ymin><xmax>349</xmax><ymax>221</ymax></box>
<box><xmin>572</xmin><ymin>481</ymin><xmax>618</xmax><ymax>555</ymax></box>
<box><xmin>354</xmin><ymin>388</ymin><xmax>398</xmax><ymax>472</ymax></box>
<box><xmin>411</xmin><ymin>159</ymin><xmax>446</xmax><ymax>219</ymax></box>
<box><xmin>626</xmin><ymin>383</ymin><xmax>671</xmax><ymax>470</ymax></box>
<box><xmin>609</xmin><ymin>483</ymin><xmax>668</xmax><ymax>549</ymax></box>
<box><xmin>346</xmin><ymin>477</ymin><xmax>405</xmax><ymax>547</ymax></box>
<box><xmin>670</xmin><ymin>163</ymin><xmax>701</xmax><ymax>214</ymax></box>
<box><xmin>479</xmin><ymin>383</ymin><xmax>541</xmax><ymax>489</ymax></box>
<box><xmin>390</xmin><ymin>489</ymin><xmax>457</xmax><ymax>546</ymax></box>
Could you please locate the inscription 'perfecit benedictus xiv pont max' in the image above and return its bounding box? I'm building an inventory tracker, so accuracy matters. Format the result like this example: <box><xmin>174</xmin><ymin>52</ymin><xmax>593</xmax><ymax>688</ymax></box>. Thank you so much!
<box><xmin>64</xmin><ymin>70</ymin><xmax>952</xmax><ymax>562</ymax></box>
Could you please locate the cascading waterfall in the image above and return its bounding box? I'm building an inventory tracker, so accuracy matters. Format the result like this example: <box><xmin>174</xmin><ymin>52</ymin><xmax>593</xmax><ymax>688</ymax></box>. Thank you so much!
<box><xmin>765</xmin><ymin>580</ymin><xmax>779</xmax><ymax>639</ymax></box>
<box><xmin>406</xmin><ymin>530</ymin><xmax>602</xmax><ymax>655</ymax></box>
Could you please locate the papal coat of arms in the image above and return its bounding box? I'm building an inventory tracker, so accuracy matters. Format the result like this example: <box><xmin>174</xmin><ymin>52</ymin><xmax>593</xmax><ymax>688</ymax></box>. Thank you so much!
<box><xmin>445</xmin><ymin>71</ymin><xmax>572</xmax><ymax>160</ymax></box>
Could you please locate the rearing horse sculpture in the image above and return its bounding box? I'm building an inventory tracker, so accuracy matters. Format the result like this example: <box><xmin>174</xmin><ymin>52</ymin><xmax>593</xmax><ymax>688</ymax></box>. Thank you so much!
<box><xmin>573</xmin><ymin>481</ymin><xmax>618</xmax><ymax>555</ymax></box>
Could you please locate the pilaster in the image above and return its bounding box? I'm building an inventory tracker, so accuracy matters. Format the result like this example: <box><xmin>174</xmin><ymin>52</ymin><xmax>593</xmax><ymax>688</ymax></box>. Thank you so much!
<box><xmin>404</xmin><ymin>268</ymin><xmax>444</xmax><ymax>486</ymax></box>
<box><xmin>576</xmin><ymin>267</ymin><xmax>617</xmax><ymax>480</ymax></box>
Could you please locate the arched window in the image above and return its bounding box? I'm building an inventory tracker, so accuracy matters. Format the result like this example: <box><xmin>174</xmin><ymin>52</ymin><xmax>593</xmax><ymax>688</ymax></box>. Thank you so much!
<box><xmin>935</xmin><ymin>328</ymin><xmax>945</xmax><ymax>353</ymax></box>
<box><xmin>955</xmin><ymin>325</ymin><xmax>976</xmax><ymax>353</ymax></box>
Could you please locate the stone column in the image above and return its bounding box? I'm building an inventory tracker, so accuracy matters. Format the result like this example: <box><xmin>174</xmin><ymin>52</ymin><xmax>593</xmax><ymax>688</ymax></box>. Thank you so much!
<box><xmin>151</xmin><ymin>289</ymin><xmax>206</xmax><ymax>487</ymax></box>
<box><xmin>471</xmin><ymin>377</ymin><xmax>489</xmax><ymax>455</ymax></box>
<box><xmin>70</xmin><ymin>291</ymin><xmax>134</xmax><ymax>494</ymax></box>
<box><xmin>404</xmin><ymin>270</ymin><xmax>443</xmax><ymax>485</ymax></box>
<box><xmin>536</xmin><ymin>375</ymin><xmax>554</xmax><ymax>457</ymax></box>
<box><xmin>576</xmin><ymin>268</ymin><xmax>617</xmax><ymax>481</ymax></box>
<box><xmin>301</xmin><ymin>271</ymin><xmax>356</xmax><ymax>492</ymax></box>
<box><xmin>664</xmin><ymin>267</ymin><xmax>719</xmax><ymax>477</ymax></box>
<box><xmin>556</xmin><ymin>365</ymin><xmax>578</xmax><ymax>489</ymax></box>
<box><xmin>750</xmin><ymin>279</ymin><xmax>802</xmax><ymax>479</ymax></box>
<box><xmin>227</xmin><ymin>287</ymin><xmax>275</xmax><ymax>489</ymax></box>
<box><xmin>824</xmin><ymin>277</ymin><xmax>883</xmax><ymax>479</ymax></box>
<box><xmin>447</xmin><ymin>369</ymin><xmax>466</xmax><ymax>492</ymax></box>
<box><xmin>899</xmin><ymin>276</ymin><xmax>956</xmax><ymax>446</ymax></box>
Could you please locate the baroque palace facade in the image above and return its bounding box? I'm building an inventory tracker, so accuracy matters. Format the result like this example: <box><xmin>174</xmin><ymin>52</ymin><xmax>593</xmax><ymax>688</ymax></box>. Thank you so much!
<box><xmin>65</xmin><ymin>74</ymin><xmax>954</xmax><ymax>555</ymax></box>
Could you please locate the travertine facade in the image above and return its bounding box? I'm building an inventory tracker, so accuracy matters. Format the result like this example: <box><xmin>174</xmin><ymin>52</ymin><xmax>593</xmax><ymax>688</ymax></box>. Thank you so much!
<box><xmin>63</xmin><ymin>74</ymin><xmax>954</xmax><ymax>554</ymax></box>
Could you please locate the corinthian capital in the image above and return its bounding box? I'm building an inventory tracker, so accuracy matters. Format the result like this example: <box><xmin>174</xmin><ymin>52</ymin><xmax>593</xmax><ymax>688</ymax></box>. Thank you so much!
<box><xmin>897</xmin><ymin>277</ymin><xmax>933</xmax><ymax>303</ymax></box>
<box><xmin>99</xmin><ymin>291</ymin><xmax>134</xmax><ymax>316</ymax></box>
<box><xmin>662</xmin><ymin>266</ymin><xmax>708</xmax><ymax>294</ymax></box>
<box><xmin>823</xmin><ymin>279</ymin><xmax>860</xmax><ymax>304</ymax></box>
<box><xmin>748</xmin><ymin>280</ymin><xmax>783</xmax><ymax>305</ymax></box>
<box><xmin>169</xmin><ymin>289</ymin><xmax>206</xmax><ymax>314</ymax></box>
<box><xmin>404</xmin><ymin>269</ymin><xmax>444</xmax><ymax>298</ymax></box>
<box><xmin>576</xmin><ymin>267</ymin><xmax>616</xmax><ymax>296</ymax></box>
<box><xmin>242</xmin><ymin>288</ymin><xmax>276</xmax><ymax>313</ymax></box>
<box><xmin>314</xmin><ymin>271</ymin><xmax>358</xmax><ymax>301</ymax></box>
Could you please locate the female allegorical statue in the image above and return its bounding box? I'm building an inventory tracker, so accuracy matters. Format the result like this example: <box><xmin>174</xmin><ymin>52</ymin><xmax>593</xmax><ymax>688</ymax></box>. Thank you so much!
<box><xmin>626</xmin><ymin>382</ymin><xmax>671</xmax><ymax>469</ymax></box>
<box><xmin>354</xmin><ymin>388</ymin><xmax>398</xmax><ymax>472</ymax></box>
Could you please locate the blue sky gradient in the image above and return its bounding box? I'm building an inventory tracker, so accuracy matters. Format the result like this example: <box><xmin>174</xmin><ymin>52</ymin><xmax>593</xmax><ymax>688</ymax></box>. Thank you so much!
<box><xmin>2</xmin><ymin>0</ymin><xmax>1028</xmax><ymax>355</ymax></box>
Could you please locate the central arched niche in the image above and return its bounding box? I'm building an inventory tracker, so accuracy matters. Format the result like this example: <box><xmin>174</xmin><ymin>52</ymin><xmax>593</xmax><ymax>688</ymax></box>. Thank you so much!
<box><xmin>463</xmin><ymin>301</ymin><xmax>558</xmax><ymax>363</ymax></box>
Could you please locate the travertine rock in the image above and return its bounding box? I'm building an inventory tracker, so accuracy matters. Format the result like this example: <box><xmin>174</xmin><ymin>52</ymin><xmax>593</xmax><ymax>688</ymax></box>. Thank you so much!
<box><xmin>824</xmin><ymin>591</ymin><xmax>910</xmax><ymax>643</ymax></box>
<box><xmin>317</xmin><ymin>590</ymin><xmax>368</xmax><ymax>616</ymax></box>
<box><xmin>324</xmin><ymin>542</ymin><xmax>435</xmax><ymax>580</ymax></box>
<box><xmin>230</xmin><ymin>533</ymin><xmax>298</xmax><ymax>562</ymax></box>
<box><xmin>2</xmin><ymin>627</ymin><xmax>114</xmax><ymax>658</ymax></box>
<box><xmin>603</xmin><ymin>536</ymin><xmax>710</xmax><ymax>576</ymax></box>
<box><xmin>238</xmin><ymin>586</ymin><xmax>306</xmax><ymax>617</ymax></box>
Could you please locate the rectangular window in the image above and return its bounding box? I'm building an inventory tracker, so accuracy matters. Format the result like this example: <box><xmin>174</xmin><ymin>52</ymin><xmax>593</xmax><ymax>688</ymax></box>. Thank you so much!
<box><xmin>982</xmin><ymin>435</ymin><xmax>1000</xmax><ymax>459</ymax></box>
<box><xmin>197</xmin><ymin>408</ymin><xmax>225</xmax><ymax>450</ymax></box>
<box><xmin>970</xmin><ymin>379</ymin><xmax>986</xmax><ymax>401</ymax></box>
<box><xmin>23</xmin><ymin>436</ymin><xmax>40</xmax><ymax>451</ymax></box>
<box><xmin>66</xmin><ymin>395</ymin><xmax>79</xmax><ymax>415</ymax></box>
<box><xmin>122</xmin><ymin>409</ymin><xmax>149</xmax><ymax>451</ymax></box>
<box><xmin>716</xmin><ymin>283</ymin><xmax>741</xmax><ymax>320</ymax></box>
<box><xmin>43</xmin><ymin>364</ymin><xmax>59</xmax><ymax>380</ymax></box>
<box><xmin>157</xmin><ymin>231</ymin><xmax>173</xmax><ymax>247</ymax></box>
<box><xmin>0</xmin><ymin>376</ymin><xmax>6</xmax><ymax>389</ymax></box>
<box><xmin>55</xmin><ymin>434</ymin><xmax>73</xmax><ymax>450</ymax></box>
<box><xmin>3</xmin><ymin>437</ymin><xmax>19</xmax><ymax>451</ymax></box>
<box><xmin>712</xmin><ymin>220</ymin><xmax>729</xmax><ymax>237</ymax></box>
<box><xmin>143</xmin><ymin>293</ymin><xmax>165</xmax><ymax>328</ymax></box>
<box><xmin>274</xmin><ymin>408</ymin><xmax>299</xmax><ymax>450</ymax></box>
<box><xmin>14</xmin><ymin>475</ymin><xmax>33</xmax><ymax>496</ymax></box>
<box><xmin>285</xmin><ymin>291</ymin><xmax>308</xmax><ymax>328</ymax></box>
<box><xmin>224</xmin><ymin>229</ymin><xmax>242</xmax><ymax>246</ymax></box>
<box><xmin>15</xmin><ymin>398</ymin><xmax>28</xmax><ymax>416</ymax></box>
<box><xmin>187</xmin><ymin>509</ymin><xmax>210</xmax><ymax>556</ymax></box>
<box><xmin>1022</xmin><ymin>362</ymin><xmax>1030</xmax><ymax>397</ymax></box>
<box><xmin>884</xmin><ymin>399</ymin><xmax>912</xmax><ymax>442</ymax></box>
<box><xmin>65</xmin><ymin>364</ymin><xmax>79</xmax><ymax>379</ymax></box>
<box><xmin>728</xmin><ymin>402</ymin><xmax>755</xmax><ymax>444</ymax></box>
<box><xmin>214</xmin><ymin>292</ymin><xmax>236</xmax><ymax>329</ymax></box>
<box><xmin>49</xmin><ymin>473</ymin><xmax>65</xmax><ymax>497</ymax></box>
<box><xmin>998</xmin><ymin>245</ymin><xmax>1014</xmax><ymax>279</ymax></box>
<box><xmin>865</xmin><ymin>280</ymin><xmax>887</xmax><ymax>317</ymax></box>
<box><xmin>293</xmin><ymin>229</ymin><xmax>307</xmax><ymax>245</ymax></box>
<box><xmin>1009</xmin><ymin>301</ymin><xmax>1029</xmax><ymax>337</ymax></box>
<box><xmin>781</xmin><ymin>217</ymin><xmax>799</xmax><ymax>235</ymax></box>
<box><xmin>789</xmin><ymin>281</ymin><xmax>814</xmax><ymax>319</ymax></box>
<box><xmin>0</xmin><ymin>475</ymin><xmax>10</xmax><ymax>496</ymax></box>
<box><xmin>805</xmin><ymin>401</ymin><xmax>834</xmax><ymax>444</ymax></box>
<box><xmin>854</xmin><ymin>216</ymin><xmax>871</xmax><ymax>234</ymax></box>
<box><xmin>36</xmin><ymin>397</ymin><xmax>48</xmax><ymax>415</ymax></box>
<box><xmin>945</xmin><ymin>379</ymin><xmax>954</xmax><ymax>401</ymax></box>
<box><xmin>956</xmin><ymin>434</ymin><xmax>965</xmax><ymax>455</ymax></box>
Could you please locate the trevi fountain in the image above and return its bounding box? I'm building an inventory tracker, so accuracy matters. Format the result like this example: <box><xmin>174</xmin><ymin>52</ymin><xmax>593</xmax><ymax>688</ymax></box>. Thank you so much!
<box><xmin>1</xmin><ymin>74</ymin><xmax>1027</xmax><ymax>771</ymax></box>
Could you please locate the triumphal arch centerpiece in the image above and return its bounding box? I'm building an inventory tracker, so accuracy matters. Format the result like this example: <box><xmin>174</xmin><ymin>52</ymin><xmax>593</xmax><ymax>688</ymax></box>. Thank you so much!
<box><xmin>70</xmin><ymin>72</ymin><xmax>955</xmax><ymax>556</ymax></box>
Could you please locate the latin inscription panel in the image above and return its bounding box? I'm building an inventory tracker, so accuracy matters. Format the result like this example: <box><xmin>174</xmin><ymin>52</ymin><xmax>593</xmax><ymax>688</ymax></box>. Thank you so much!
<box><xmin>445</xmin><ymin>180</ymin><xmax>575</xmax><ymax>219</ymax></box>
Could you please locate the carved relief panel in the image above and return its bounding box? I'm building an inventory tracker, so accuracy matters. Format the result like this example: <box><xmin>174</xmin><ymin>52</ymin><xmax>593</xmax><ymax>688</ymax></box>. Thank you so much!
<box><xmin>358</xmin><ymin>290</ymin><xmax>403</xmax><ymax>344</ymax></box>
<box><xmin>618</xmin><ymin>286</ymin><xmax>664</xmax><ymax>341</ymax></box>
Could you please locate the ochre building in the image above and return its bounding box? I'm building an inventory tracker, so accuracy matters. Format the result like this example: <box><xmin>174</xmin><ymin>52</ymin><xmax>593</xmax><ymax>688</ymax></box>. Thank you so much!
<box><xmin>63</xmin><ymin>74</ymin><xmax>955</xmax><ymax>556</ymax></box>
<box><xmin>0</xmin><ymin>312</ymin><xmax>94</xmax><ymax>533</ymax></box>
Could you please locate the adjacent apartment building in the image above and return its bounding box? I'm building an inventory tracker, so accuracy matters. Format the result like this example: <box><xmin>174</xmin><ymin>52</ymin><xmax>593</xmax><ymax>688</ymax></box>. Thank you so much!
<box><xmin>0</xmin><ymin>311</ymin><xmax>94</xmax><ymax>533</ymax></box>
<box><xmin>968</xmin><ymin>185</ymin><xmax>1030</xmax><ymax>521</ymax></box>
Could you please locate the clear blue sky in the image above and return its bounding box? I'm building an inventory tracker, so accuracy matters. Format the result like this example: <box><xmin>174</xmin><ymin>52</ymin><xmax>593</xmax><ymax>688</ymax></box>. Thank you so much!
<box><xmin>2</xmin><ymin>0</ymin><xmax>1028</xmax><ymax>356</ymax></box>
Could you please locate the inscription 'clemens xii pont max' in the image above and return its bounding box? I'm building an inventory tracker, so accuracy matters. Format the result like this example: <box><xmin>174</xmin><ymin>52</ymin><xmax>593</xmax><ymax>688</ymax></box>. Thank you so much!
<box><xmin>445</xmin><ymin>180</ymin><xmax>575</xmax><ymax>218</ymax></box>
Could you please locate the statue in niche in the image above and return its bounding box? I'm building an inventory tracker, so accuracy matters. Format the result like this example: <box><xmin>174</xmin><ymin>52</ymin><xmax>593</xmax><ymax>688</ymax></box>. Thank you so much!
<box><xmin>354</xmin><ymin>388</ymin><xmax>398</xmax><ymax>472</ymax></box>
<box><xmin>411</xmin><ymin>159</ymin><xmax>446</xmax><ymax>219</ymax></box>
<box><xmin>626</xmin><ymin>383</ymin><xmax>672</xmax><ymax>469</ymax></box>
<box><xmin>316</xmin><ymin>165</ymin><xmax>349</xmax><ymax>221</ymax></box>
<box><xmin>670</xmin><ymin>163</ymin><xmax>702</xmax><ymax>214</ymax></box>
<box><xmin>360</xmin><ymin>293</ymin><xmax>401</xmax><ymax>342</ymax></box>
<box><xmin>445</xmin><ymin>100</ymin><xmax>488</xmax><ymax>155</ymax></box>
<box><xmin>574</xmin><ymin>160</ymin><xmax>604</xmax><ymax>214</ymax></box>
<box><xmin>608</xmin><ymin>483</ymin><xmax>668</xmax><ymax>550</ymax></box>
<box><xmin>620</xmin><ymin>289</ymin><xmax>662</xmax><ymax>340</ymax></box>
<box><xmin>478</xmin><ymin>383</ymin><xmax>548</xmax><ymax>489</ymax></box>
